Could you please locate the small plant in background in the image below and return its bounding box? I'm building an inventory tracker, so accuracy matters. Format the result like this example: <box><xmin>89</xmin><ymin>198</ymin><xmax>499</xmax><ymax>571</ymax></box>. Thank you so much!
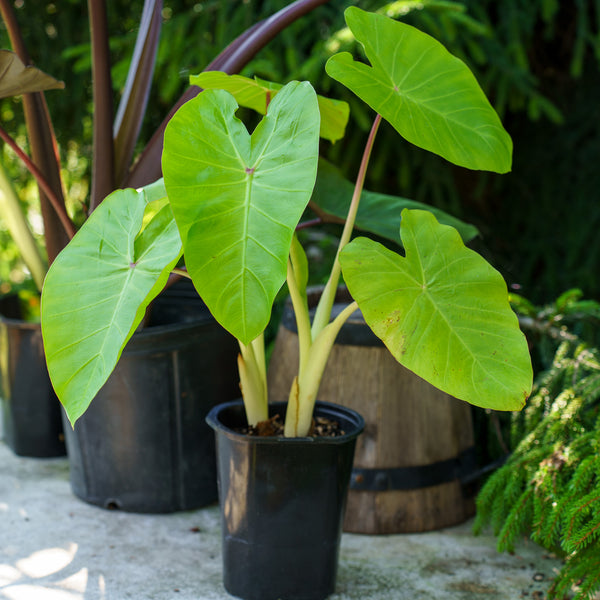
<box><xmin>474</xmin><ymin>291</ymin><xmax>600</xmax><ymax>600</ymax></box>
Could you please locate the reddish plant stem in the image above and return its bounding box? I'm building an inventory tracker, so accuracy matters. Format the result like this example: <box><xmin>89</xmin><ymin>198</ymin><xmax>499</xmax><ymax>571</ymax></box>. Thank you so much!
<box><xmin>0</xmin><ymin>0</ymin><xmax>72</xmax><ymax>260</ymax></box>
<box><xmin>87</xmin><ymin>0</ymin><xmax>115</xmax><ymax>213</ymax></box>
<box><xmin>0</xmin><ymin>125</ymin><xmax>76</xmax><ymax>239</ymax></box>
<box><xmin>296</xmin><ymin>217</ymin><xmax>323</xmax><ymax>231</ymax></box>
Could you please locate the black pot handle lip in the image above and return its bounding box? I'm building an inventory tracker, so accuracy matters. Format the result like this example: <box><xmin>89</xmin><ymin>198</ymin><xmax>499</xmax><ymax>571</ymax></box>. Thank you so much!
<box><xmin>206</xmin><ymin>399</ymin><xmax>365</xmax><ymax>445</ymax></box>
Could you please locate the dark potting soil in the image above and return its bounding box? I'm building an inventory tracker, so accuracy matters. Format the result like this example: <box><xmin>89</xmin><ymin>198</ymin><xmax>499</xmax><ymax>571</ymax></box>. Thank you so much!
<box><xmin>237</xmin><ymin>414</ymin><xmax>345</xmax><ymax>438</ymax></box>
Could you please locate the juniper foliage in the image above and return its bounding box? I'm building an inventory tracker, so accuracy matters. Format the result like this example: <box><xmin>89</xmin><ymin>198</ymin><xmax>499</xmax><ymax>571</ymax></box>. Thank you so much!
<box><xmin>474</xmin><ymin>336</ymin><xmax>600</xmax><ymax>599</ymax></box>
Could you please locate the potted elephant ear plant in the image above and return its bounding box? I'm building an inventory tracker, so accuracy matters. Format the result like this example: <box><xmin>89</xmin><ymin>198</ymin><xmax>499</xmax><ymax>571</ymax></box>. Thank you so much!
<box><xmin>42</xmin><ymin>7</ymin><xmax>533</xmax><ymax>600</ymax></box>
<box><xmin>159</xmin><ymin>7</ymin><xmax>531</xmax><ymax>600</ymax></box>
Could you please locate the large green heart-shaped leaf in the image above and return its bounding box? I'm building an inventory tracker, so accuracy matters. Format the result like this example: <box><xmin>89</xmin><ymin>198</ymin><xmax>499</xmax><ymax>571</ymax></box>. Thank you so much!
<box><xmin>326</xmin><ymin>7</ymin><xmax>512</xmax><ymax>173</ymax></box>
<box><xmin>339</xmin><ymin>209</ymin><xmax>532</xmax><ymax>410</ymax></box>
<box><xmin>312</xmin><ymin>158</ymin><xmax>479</xmax><ymax>244</ymax></box>
<box><xmin>0</xmin><ymin>50</ymin><xmax>64</xmax><ymax>98</ymax></box>
<box><xmin>162</xmin><ymin>81</ymin><xmax>320</xmax><ymax>344</ymax></box>
<box><xmin>41</xmin><ymin>183</ymin><xmax>182</xmax><ymax>425</ymax></box>
<box><xmin>190</xmin><ymin>71</ymin><xmax>349</xmax><ymax>143</ymax></box>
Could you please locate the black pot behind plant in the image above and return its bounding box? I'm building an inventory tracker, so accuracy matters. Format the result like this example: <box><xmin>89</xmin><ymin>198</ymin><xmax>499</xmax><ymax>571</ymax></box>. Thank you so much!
<box><xmin>207</xmin><ymin>399</ymin><xmax>365</xmax><ymax>600</ymax></box>
<box><xmin>0</xmin><ymin>295</ymin><xmax>65</xmax><ymax>458</ymax></box>
<box><xmin>63</xmin><ymin>279</ymin><xmax>239</xmax><ymax>513</ymax></box>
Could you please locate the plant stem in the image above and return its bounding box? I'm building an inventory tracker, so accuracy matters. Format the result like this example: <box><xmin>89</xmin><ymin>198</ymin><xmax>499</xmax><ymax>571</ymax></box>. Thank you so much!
<box><xmin>296</xmin><ymin>217</ymin><xmax>322</xmax><ymax>230</ymax></box>
<box><xmin>0</xmin><ymin>160</ymin><xmax>47</xmax><ymax>291</ymax></box>
<box><xmin>171</xmin><ymin>268</ymin><xmax>191</xmax><ymax>279</ymax></box>
<box><xmin>0</xmin><ymin>0</ymin><xmax>71</xmax><ymax>262</ymax></box>
<box><xmin>311</xmin><ymin>113</ymin><xmax>381</xmax><ymax>337</ymax></box>
<box><xmin>88</xmin><ymin>0</ymin><xmax>115</xmax><ymax>212</ymax></box>
<box><xmin>238</xmin><ymin>338</ymin><xmax>268</xmax><ymax>425</ymax></box>
<box><xmin>287</xmin><ymin>258</ymin><xmax>311</xmax><ymax>377</ymax></box>
<box><xmin>113</xmin><ymin>0</ymin><xmax>162</xmax><ymax>187</ymax></box>
<box><xmin>285</xmin><ymin>300</ymin><xmax>359</xmax><ymax>437</ymax></box>
<box><xmin>0</xmin><ymin>125</ymin><xmax>75</xmax><ymax>240</ymax></box>
<box><xmin>251</xmin><ymin>332</ymin><xmax>267</xmax><ymax>390</ymax></box>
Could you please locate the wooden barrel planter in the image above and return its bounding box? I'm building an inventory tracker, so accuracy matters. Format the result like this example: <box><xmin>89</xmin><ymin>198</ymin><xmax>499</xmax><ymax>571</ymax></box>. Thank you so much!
<box><xmin>267</xmin><ymin>288</ymin><xmax>477</xmax><ymax>534</ymax></box>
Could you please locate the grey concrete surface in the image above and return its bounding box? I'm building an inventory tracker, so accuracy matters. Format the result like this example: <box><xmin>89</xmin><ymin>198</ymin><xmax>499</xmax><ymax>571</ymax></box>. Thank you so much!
<box><xmin>1</xmin><ymin>435</ymin><xmax>565</xmax><ymax>600</ymax></box>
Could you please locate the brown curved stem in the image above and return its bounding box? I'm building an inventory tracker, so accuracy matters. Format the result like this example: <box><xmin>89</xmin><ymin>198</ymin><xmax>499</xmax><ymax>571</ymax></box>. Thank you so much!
<box><xmin>87</xmin><ymin>0</ymin><xmax>115</xmax><ymax>212</ymax></box>
<box><xmin>0</xmin><ymin>125</ymin><xmax>76</xmax><ymax>239</ymax></box>
<box><xmin>124</xmin><ymin>0</ymin><xmax>330</xmax><ymax>189</ymax></box>
<box><xmin>0</xmin><ymin>0</ymin><xmax>71</xmax><ymax>260</ymax></box>
<box><xmin>296</xmin><ymin>217</ymin><xmax>323</xmax><ymax>231</ymax></box>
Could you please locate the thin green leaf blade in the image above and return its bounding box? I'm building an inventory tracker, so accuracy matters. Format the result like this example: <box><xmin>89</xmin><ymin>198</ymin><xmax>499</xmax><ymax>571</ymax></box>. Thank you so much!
<box><xmin>339</xmin><ymin>209</ymin><xmax>532</xmax><ymax>410</ymax></box>
<box><xmin>191</xmin><ymin>71</ymin><xmax>349</xmax><ymax>143</ymax></box>
<box><xmin>325</xmin><ymin>7</ymin><xmax>512</xmax><ymax>173</ymax></box>
<box><xmin>41</xmin><ymin>185</ymin><xmax>182</xmax><ymax>425</ymax></box>
<box><xmin>0</xmin><ymin>50</ymin><xmax>64</xmax><ymax>98</ymax></box>
<box><xmin>312</xmin><ymin>158</ymin><xmax>479</xmax><ymax>243</ymax></box>
<box><xmin>163</xmin><ymin>82</ymin><xmax>320</xmax><ymax>344</ymax></box>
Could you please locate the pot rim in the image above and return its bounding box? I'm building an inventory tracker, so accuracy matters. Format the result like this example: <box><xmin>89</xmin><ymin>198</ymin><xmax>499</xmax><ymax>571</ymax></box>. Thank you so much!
<box><xmin>206</xmin><ymin>399</ymin><xmax>365</xmax><ymax>445</ymax></box>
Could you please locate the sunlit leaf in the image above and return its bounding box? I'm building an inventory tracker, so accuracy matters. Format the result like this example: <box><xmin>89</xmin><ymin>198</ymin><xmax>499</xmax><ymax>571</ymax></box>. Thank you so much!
<box><xmin>41</xmin><ymin>182</ymin><xmax>182</xmax><ymax>425</ymax></box>
<box><xmin>340</xmin><ymin>209</ymin><xmax>532</xmax><ymax>410</ymax></box>
<box><xmin>191</xmin><ymin>71</ymin><xmax>348</xmax><ymax>143</ymax></box>
<box><xmin>163</xmin><ymin>82</ymin><xmax>320</xmax><ymax>344</ymax></box>
<box><xmin>326</xmin><ymin>7</ymin><xmax>512</xmax><ymax>172</ymax></box>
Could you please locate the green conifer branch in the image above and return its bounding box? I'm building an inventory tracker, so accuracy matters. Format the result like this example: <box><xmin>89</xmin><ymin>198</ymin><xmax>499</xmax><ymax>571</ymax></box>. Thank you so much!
<box><xmin>475</xmin><ymin>330</ymin><xmax>600</xmax><ymax>599</ymax></box>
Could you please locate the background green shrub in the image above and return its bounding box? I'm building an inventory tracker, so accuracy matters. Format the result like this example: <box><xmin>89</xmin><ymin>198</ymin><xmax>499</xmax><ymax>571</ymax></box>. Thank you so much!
<box><xmin>1</xmin><ymin>0</ymin><xmax>600</xmax><ymax>306</ymax></box>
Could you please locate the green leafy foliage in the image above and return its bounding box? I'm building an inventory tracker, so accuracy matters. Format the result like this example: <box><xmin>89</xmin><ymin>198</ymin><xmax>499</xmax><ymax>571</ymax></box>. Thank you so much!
<box><xmin>190</xmin><ymin>72</ymin><xmax>349</xmax><ymax>143</ymax></box>
<box><xmin>326</xmin><ymin>7</ymin><xmax>513</xmax><ymax>172</ymax></box>
<box><xmin>41</xmin><ymin>183</ymin><xmax>182</xmax><ymax>425</ymax></box>
<box><xmin>162</xmin><ymin>82</ymin><xmax>320</xmax><ymax>345</ymax></box>
<box><xmin>340</xmin><ymin>209</ymin><xmax>532</xmax><ymax>410</ymax></box>
<box><xmin>512</xmin><ymin>288</ymin><xmax>600</xmax><ymax>372</ymax></box>
<box><xmin>312</xmin><ymin>158</ymin><xmax>479</xmax><ymax>244</ymax></box>
<box><xmin>42</xmin><ymin>6</ymin><xmax>533</xmax><ymax>435</ymax></box>
<box><xmin>474</xmin><ymin>337</ymin><xmax>600</xmax><ymax>600</ymax></box>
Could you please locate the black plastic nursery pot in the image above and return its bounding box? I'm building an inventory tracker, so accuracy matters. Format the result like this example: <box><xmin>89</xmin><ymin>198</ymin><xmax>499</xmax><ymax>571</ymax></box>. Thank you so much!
<box><xmin>0</xmin><ymin>295</ymin><xmax>65</xmax><ymax>457</ymax></box>
<box><xmin>63</xmin><ymin>280</ymin><xmax>239</xmax><ymax>513</ymax></box>
<box><xmin>206</xmin><ymin>399</ymin><xmax>365</xmax><ymax>600</ymax></box>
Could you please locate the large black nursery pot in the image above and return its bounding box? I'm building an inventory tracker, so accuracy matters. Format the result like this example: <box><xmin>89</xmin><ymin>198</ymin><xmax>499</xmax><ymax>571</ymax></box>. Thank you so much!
<box><xmin>63</xmin><ymin>280</ymin><xmax>239</xmax><ymax>513</ymax></box>
<box><xmin>207</xmin><ymin>399</ymin><xmax>365</xmax><ymax>600</ymax></box>
<box><xmin>0</xmin><ymin>295</ymin><xmax>65</xmax><ymax>457</ymax></box>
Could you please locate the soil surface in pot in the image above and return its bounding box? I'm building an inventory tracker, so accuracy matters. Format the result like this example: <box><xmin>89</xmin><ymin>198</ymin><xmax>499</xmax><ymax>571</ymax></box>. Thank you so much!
<box><xmin>237</xmin><ymin>414</ymin><xmax>345</xmax><ymax>437</ymax></box>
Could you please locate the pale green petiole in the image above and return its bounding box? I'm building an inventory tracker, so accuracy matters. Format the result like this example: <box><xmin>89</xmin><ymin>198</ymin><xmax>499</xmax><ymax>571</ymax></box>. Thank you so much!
<box><xmin>311</xmin><ymin>114</ymin><xmax>381</xmax><ymax>339</ymax></box>
<box><xmin>284</xmin><ymin>300</ymin><xmax>359</xmax><ymax>437</ymax></box>
<box><xmin>287</xmin><ymin>237</ymin><xmax>311</xmax><ymax>378</ymax></box>
<box><xmin>238</xmin><ymin>334</ymin><xmax>268</xmax><ymax>425</ymax></box>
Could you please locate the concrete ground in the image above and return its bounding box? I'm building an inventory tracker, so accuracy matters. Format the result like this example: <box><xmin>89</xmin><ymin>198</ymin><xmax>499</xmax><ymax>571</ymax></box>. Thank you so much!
<box><xmin>1</xmin><ymin>432</ymin><xmax>565</xmax><ymax>600</ymax></box>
